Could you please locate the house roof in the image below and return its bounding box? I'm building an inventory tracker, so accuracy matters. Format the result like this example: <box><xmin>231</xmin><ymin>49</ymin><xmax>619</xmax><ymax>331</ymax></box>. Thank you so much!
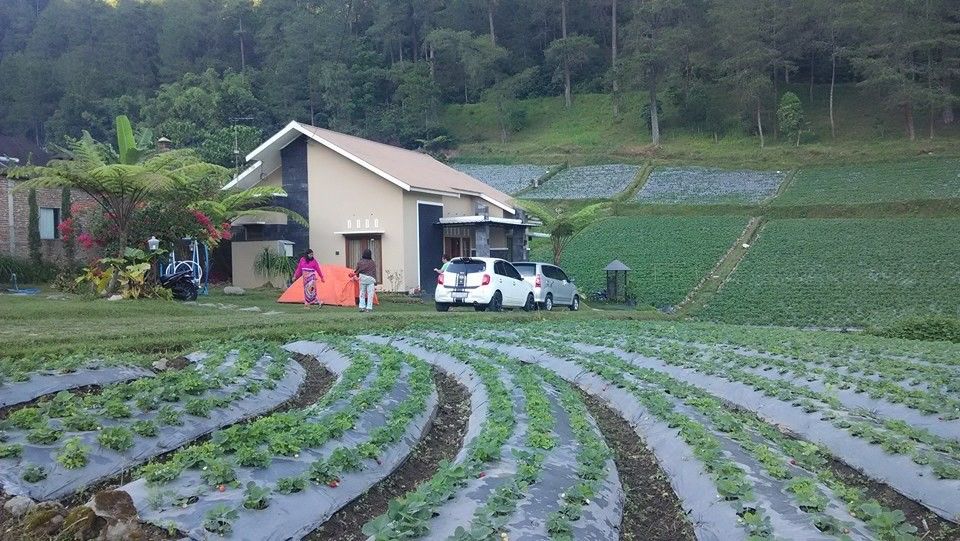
<box><xmin>225</xmin><ymin>121</ymin><xmax>515</xmax><ymax>214</ymax></box>
<box><xmin>0</xmin><ymin>135</ymin><xmax>50</xmax><ymax>165</ymax></box>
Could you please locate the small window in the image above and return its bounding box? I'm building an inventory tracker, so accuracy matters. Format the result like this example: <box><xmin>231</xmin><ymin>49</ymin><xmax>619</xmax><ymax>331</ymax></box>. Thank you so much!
<box><xmin>551</xmin><ymin>266</ymin><xmax>570</xmax><ymax>282</ymax></box>
<box><xmin>446</xmin><ymin>259</ymin><xmax>486</xmax><ymax>274</ymax></box>
<box><xmin>39</xmin><ymin>208</ymin><xmax>60</xmax><ymax>240</ymax></box>
<box><xmin>493</xmin><ymin>261</ymin><xmax>506</xmax><ymax>276</ymax></box>
<box><xmin>503</xmin><ymin>262</ymin><xmax>522</xmax><ymax>280</ymax></box>
<box><xmin>513</xmin><ymin>263</ymin><xmax>537</xmax><ymax>277</ymax></box>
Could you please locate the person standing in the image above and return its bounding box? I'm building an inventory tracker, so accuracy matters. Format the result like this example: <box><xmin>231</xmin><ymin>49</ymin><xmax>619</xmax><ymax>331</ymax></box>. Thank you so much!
<box><xmin>293</xmin><ymin>249</ymin><xmax>325</xmax><ymax>308</ymax></box>
<box><xmin>354</xmin><ymin>248</ymin><xmax>378</xmax><ymax>312</ymax></box>
<box><xmin>433</xmin><ymin>254</ymin><xmax>450</xmax><ymax>275</ymax></box>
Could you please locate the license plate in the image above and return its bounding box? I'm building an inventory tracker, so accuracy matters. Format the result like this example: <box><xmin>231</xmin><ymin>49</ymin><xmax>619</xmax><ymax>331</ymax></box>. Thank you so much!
<box><xmin>452</xmin><ymin>292</ymin><xmax>467</xmax><ymax>300</ymax></box>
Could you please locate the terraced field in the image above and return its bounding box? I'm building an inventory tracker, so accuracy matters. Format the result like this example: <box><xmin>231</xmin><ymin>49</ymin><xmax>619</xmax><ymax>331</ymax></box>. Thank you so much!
<box><xmin>537</xmin><ymin>215</ymin><xmax>749</xmax><ymax>308</ymax></box>
<box><xmin>700</xmin><ymin>218</ymin><xmax>960</xmax><ymax>326</ymax></box>
<box><xmin>451</xmin><ymin>163</ymin><xmax>551</xmax><ymax>195</ymax></box>
<box><xmin>636</xmin><ymin>166</ymin><xmax>786</xmax><ymax>204</ymax></box>
<box><xmin>2</xmin><ymin>321</ymin><xmax>959</xmax><ymax>540</ymax></box>
<box><xmin>523</xmin><ymin>164</ymin><xmax>640</xmax><ymax>199</ymax></box>
<box><xmin>773</xmin><ymin>159</ymin><xmax>960</xmax><ymax>206</ymax></box>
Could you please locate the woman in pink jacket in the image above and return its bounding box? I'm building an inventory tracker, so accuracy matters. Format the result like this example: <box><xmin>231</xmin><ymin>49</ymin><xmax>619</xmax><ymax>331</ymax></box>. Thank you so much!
<box><xmin>293</xmin><ymin>249</ymin><xmax>325</xmax><ymax>308</ymax></box>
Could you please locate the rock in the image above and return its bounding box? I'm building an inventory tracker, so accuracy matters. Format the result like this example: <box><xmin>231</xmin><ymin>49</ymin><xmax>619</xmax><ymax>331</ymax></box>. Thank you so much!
<box><xmin>87</xmin><ymin>490</ymin><xmax>138</xmax><ymax>522</ymax></box>
<box><xmin>25</xmin><ymin>502</ymin><xmax>66</xmax><ymax>536</ymax></box>
<box><xmin>103</xmin><ymin>519</ymin><xmax>144</xmax><ymax>541</ymax></box>
<box><xmin>62</xmin><ymin>506</ymin><xmax>100</xmax><ymax>539</ymax></box>
<box><xmin>223</xmin><ymin>286</ymin><xmax>245</xmax><ymax>296</ymax></box>
<box><xmin>4</xmin><ymin>495</ymin><xmax>36</xmax><ymax>517</ymax></box>
<box><xmin>151</xmin><ymin>358</ymin><xmax>168</xmax><ymax>371</ymax></box>
<box><xmin>238</xmin><ymin>306</ymin><xmax>261</xmax><ymax>312</ymax></box>
<box><xmin>107</xmin><ymin>294</ymin><xmax>123</xmax><ymax>301</ymax></box>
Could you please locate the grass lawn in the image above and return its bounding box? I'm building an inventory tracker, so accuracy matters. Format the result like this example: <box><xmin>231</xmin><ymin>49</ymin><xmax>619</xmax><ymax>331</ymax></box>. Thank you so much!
<box><xmin>1</xmin><ymin>288</ymin><xmax>620</xmax><ymax>360</ymax></box>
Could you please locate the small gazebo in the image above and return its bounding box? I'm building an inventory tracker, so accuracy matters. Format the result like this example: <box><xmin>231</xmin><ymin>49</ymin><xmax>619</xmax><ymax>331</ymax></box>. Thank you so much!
<box><xmin>604</xmin><ymin>259</ymin><xmax>631</xmax><ymax>302</ymax></box>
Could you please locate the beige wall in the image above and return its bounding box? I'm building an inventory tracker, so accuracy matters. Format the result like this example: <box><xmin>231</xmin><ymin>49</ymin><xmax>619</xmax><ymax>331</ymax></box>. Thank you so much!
<box><xmin>232</xmin><ymin>240</ymin><xmax>287</xmax><ymax>289</ymax></box>
<box><xmin>305</xmin><ymin>141</ymin><xmax>408</xmax><ymax>290</ymax></box>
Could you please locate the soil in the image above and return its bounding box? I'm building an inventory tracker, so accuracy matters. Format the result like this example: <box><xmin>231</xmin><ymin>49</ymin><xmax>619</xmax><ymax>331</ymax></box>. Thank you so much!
<box><xmin>578</xmin><ymin>389</ymin><xmax>697</xmax><ymax>541</ymax></box>
<box><xmin>826</xmin><ymin>458</ymin><xmax>959</xmax><ymax>541</ymax></box>
<box><xmin>305</xmin><ymin>368</ymin><xmax>470</xmax><ymax>541</ymax></box>
<box><xmin>0</xmin><ymin>354</ymin><xmax>336</xmax><ymax>541</ymax></box>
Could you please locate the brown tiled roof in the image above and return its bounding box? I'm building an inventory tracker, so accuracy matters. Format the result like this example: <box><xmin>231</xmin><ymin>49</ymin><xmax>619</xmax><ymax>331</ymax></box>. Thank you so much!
<box><xmin>294</xmin><ymin>123</ymin><xmax>513</xmax><ymax>210</ymax></box>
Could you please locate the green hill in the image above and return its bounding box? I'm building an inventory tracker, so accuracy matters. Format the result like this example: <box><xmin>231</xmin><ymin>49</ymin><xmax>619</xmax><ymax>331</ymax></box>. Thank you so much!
<box><xmin>444</xmin><ymin>85</ymin><xmax>960</xmax><ymax>169</ymax></box>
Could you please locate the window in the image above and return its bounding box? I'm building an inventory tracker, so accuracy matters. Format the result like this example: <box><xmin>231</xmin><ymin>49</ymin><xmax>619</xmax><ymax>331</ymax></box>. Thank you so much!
<box><xmin>513</xmin><ymin>263</ymin><xmax>537</xmax><ymax>277</ymax></box>
<box><xmin>503</xmin><ymin>262</ymin><xmax>523</xmax><ymax>280</ymax></box>
<box><xmin>446</xmin><ymin>259</ymin><xmax>485</xmax><ymax>274</ymax></box>
<box><xmin>493</xmin><ymin>261</ymin><xmax>506</xmax><ymax>276</ymax></box>
<box><xmin>39</xmin><ymin>208</ymin><xmax>60</xmax><ymax>240</ymax></box>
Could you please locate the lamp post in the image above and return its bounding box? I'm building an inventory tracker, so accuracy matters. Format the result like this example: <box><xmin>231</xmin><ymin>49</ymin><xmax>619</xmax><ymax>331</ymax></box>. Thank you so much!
<box><xmin>147</xmin><ymin>236</ymin><xmax>161</xmax><ymax>283</ymax></box>
<box><xmin>147</xmin><ymin>236</ymin><xmax>160</xmax><ymax>252</ymax></box>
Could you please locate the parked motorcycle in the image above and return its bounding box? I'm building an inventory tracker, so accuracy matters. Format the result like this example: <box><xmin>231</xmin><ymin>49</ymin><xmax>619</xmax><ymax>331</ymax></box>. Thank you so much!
<box><xmin>160</xmin><ymin>270</ymin><xmax>199</xmax><ymax>301</ymax></box>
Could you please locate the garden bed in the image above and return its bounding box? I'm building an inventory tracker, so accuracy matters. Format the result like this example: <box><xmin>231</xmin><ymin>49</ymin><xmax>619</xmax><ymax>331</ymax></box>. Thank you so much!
<box><xmin>523</xmin><ymin>164</ymin><xmax>639</xmax><ymax>199</ymax></box>
<box><xmin>636</xmin><ymin>166</ymin><xmax>786</xmax><ymax>204</ymax></box>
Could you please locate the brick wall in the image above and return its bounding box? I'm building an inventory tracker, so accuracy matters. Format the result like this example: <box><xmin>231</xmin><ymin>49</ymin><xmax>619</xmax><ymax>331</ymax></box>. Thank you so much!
<box><xmin>0</xmin><ymin>175</ymin><xmax>98</xmax><ymax>263</ymax></box>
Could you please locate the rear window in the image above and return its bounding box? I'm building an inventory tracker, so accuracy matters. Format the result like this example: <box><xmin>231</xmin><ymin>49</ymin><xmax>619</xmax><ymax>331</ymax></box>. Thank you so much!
<box><xmin>446</xmin><ymin>259</ymin><xmax>486</xmax><ymax>273</ymax></box>
<box><xmin>513</xmin><ymin>263</ymin><xmax>537</xmax><ymax>277</ymax></box>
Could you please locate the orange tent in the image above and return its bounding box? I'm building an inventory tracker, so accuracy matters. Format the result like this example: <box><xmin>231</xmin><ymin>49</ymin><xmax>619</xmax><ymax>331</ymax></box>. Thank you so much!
<box><xmin>277</xmin><ymin>265</ymin><xmax>379</xmax><ymax>306</ymax></box>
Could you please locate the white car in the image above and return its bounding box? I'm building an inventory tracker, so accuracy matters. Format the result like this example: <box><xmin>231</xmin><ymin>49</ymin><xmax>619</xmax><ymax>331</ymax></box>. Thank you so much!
<box><xmin>512</xmin><ymin>262</ymin><xmax>581</xmax><ymax>311</ymax></box>
<box><xmin>435</xmin><ymin>257</ymin><xmax>535</xmax><ymax>312</ymax></box>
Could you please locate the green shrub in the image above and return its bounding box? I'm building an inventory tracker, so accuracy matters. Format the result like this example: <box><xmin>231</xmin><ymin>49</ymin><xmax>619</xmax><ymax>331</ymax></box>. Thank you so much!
<box><xmin>97</xmin><ymin>426</ymin><xmax>135</xmax><ymax>452</ymax></box>
<box><xmin>0</xmin><ymin>254</ymin><xmax>56</xmax><ymax>283</ymax></box>
<box><xmin>873</xmin><ymin>316</ymin><xmax>960</xmax><ymax>344</ymax></box>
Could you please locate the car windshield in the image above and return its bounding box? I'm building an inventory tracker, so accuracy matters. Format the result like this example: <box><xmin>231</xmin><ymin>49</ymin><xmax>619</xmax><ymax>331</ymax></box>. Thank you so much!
<box><xmin>513</xmin><ymin>263</ymin><xmax>537</xmax><ymax>277</ymax></box>
<box><xmin>446</xmin><ymin>260</ymin><xmax>486</xmax><ymax>273</ymax></box>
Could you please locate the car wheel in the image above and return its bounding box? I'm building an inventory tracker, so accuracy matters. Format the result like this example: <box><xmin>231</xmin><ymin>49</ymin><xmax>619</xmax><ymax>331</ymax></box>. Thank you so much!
<box><xmin>544</xmin><ymin>294</ymin><xmax>554</xmax><ymax>311</ymax></box>
<box><xmin>435</xmin><ymin>302</ymin><xmax>450</xmax><ymax>312</ymax></box>
<box><xmin>569</xmin><ymin>295</ymin><xmax>580</xmax><ymax>311</ymax></box>
<box><xmin>474</xmin><ymin>304</ymin><xmax>487</xmax><ymax>312</ymax></box>
<box><xmin>522</xmin><ymin>293</ymin><xmax>535</xmax><ymax>312</ymax></box>
<box><xmin>489</xmin><ymin>291</ymin><xmax>503</xmax><ymax>312</ymax></box>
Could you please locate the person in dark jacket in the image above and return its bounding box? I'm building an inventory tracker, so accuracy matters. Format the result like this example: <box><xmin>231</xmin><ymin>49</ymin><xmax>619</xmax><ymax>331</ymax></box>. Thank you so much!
<box><xmin>353</xmin><ymin>249</ymin><xmax>377</xmax><ymax>312</ymax></box>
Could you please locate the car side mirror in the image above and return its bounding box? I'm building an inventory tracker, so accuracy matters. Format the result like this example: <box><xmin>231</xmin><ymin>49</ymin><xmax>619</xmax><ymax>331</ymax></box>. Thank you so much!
<box><xmin>569</xmin><ymin>278</ymin><xmax>576</xmax><ymax>284</ymax></box>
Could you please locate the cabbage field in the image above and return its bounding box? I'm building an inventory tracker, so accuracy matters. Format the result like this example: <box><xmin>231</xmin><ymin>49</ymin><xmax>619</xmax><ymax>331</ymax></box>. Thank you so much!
<box><xmin>523</xmin><ymin>164</ymin><xmax>640</xmax><ymax>199</ymax></box>
<box><xmin>4</xmin><ymin>320</ymin><xmax>957</xmax><ymax>541</ymax></box>
<box><xmin>451</xmin><ymin>163</ymin><xmax>552</xmax><ymax>195</ymax></box>
<box><xmin>774</xmin><ymin>159</ymin><xmax>960</xmax><ymax>205</ymax></box>
<box><xmin>535</xmin><ymin>215</ymin><xmax>749</xmax><ymax>308</ymax></box>
<box><xmin>701</xmin><ymin>218</ymin><xmax>960</xmax><ymax>326</ymax></box>
<box><xmin>636</xmin><ymin>166</ymin><xmax>786</xmax><ymax>204</ymax></box>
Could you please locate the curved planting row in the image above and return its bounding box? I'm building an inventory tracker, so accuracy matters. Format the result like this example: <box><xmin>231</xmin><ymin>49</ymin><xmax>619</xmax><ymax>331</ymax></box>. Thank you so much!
<box><xmin>121</xmin><ymin>338</ymin><xmax>437</xmax><ymax>540</ymax></box>
<box><xmin>460</xmin><ymin>330</ymin><xmax>949</xmax><ymax>540</ymax></box>
<box><xmin>0</xmin><ymin>342</ymin><xmax>303</xmax><ymax>500</ymax></box>
<box><xmin>0</xmin><ymin>364</ymin><xmax>156</xmax><ymax>409</ymax></box>
<box><xmin>361</xmin><ymin>336</ymin><xmax>623</xmax><ymax>541</ymax></box>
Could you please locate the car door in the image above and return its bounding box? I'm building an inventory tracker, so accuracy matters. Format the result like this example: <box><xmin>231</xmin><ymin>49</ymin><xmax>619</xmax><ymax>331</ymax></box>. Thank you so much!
<box><xmin>503</xmin><ymin>262</ymin><xmax>528</xmax><ymax>306</ymax></box>
<box><xmin>552</xmin><ymin>266</ymin><xmax>575</xmax><ymax>304</ymax></box>
<box><xmin>542</xmin><ymin>265</ymin><xmax>561</xmax><ymax>303</ymax></box>
<box><xmin>492</xmin><ymin>261</ymin><xmax>511</xmax><ymax>303</ymax></box>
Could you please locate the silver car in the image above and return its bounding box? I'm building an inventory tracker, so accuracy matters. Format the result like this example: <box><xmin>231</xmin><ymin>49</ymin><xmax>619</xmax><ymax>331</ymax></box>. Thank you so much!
<box><xmin>512</xmin><ymin>262</ymin><xmax>580</xmax><ymax>311</ymax></box>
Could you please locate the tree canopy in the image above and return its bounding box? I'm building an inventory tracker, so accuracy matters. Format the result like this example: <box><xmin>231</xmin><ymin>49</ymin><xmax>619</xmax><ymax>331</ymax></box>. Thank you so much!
<box><xmin>0</xmin><ymin>0</ymin><xmax>956</xmax><ymax>151</ymax></box>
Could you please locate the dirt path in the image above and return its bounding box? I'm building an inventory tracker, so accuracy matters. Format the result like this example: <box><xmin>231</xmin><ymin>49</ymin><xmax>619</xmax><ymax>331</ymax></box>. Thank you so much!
<box><xmin>675</xmin><ymin>216</ymin><xmax>765</xmax><ymax>316</ymax></box>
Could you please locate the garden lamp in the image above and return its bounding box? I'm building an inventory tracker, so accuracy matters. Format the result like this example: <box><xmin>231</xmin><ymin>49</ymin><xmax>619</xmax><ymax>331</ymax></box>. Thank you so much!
<box><xmin>147</xmin><ymin>236</ymin><xmax>160</xmax><ymax>251</ymax></box>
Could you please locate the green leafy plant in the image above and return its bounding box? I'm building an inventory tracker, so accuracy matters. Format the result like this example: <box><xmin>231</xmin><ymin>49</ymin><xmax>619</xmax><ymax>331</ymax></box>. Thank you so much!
<box><xmin>26</xmin><ymin>424</ymin><xmax>63</xmax><ymax>445</ymax></box>
<box><xmin>101</xmin><ymin>398</ymin><xmax>132</xmax><ymax>419</ymax></box>
<box><xmin>8</xmin><ymin>407</ymin><xmax>44</xmax><ymax>429</ymax></box>
<box><xmin>142</xmin><ymin>461</ymin><xmax>184</xmax><ymax>484</ymax></box>
<box><xmin>0</xmin><ymin>443</ymin><xmax>23</xmax><ymax>458</ymax></box>
<box><xmin>57</xmin><ymin>438</ymin><xmax>90</xmax><ymax>469</ymax></box>
<box><xmin>275</xmin><ymin>476</ymin><xmax>307</xmax><ymax>494</ymax></box>
<box><xmin>131</xmin><ymin>420</ymin><xmax>159</xmax><ymax>437</ymax></box>
<box><xmin>97</xmin><ymin>426</ymin><xmax>135</xmax><ymax>452</ymax></box>
<box><xmin>203</xmin><ymin>504</ymin><xmax>238</xmax><ymax>536</ymax></box>
<box><xmin>253</xmin><ymin>248</ymin><xmax>295</xmax><ymax>284</ymax></box>
<box><xmin>184</xmin><ymin>397</ymin><xmax>214</xmax><ymax>417</ymax></box>
<box><xmin>234</xmin><ymin>446</ymin><xmax>272</xmax><ymax>469</ymax></box>
<box><xmin>63</xmin><ymin>411</ymin><xmax>100</xmax><ymax>432</ymax></box>
<box><xmin>157</xmin><ymin>405</ymin><xmax>183</xmax><ymax>426</ymax></box>
<box><xmin>21</xmin><ymin>464</ymin><xmax>47</xmax><ymax>483</ymax></box>
<box><xmin>242</xmin><ymin>481</ymin><xmax>270</xmax><ymax>510</ymax></box>
<box><xmin>200</xmin><ymin>458</ymin><xmax>236</xmax><ymax>486</ymax></box>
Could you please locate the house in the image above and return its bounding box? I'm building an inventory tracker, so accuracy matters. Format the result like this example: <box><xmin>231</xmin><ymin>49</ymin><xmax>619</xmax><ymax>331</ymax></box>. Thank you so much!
<box><xmin>226</xmin><ymin>121</ymin><xmax>539</xmax><ymax>292</ymax></box>
<box><xmin>0</xmin><ymin>136</ymin><xmax>92</xmax><ymax>262</ymax></box>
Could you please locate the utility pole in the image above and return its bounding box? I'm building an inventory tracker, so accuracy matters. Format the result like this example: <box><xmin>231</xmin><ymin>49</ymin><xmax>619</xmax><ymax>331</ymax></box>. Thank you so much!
<box><xmin>230</xmin><ymin>117</ymin><xmax>254</xmax><ymax>177</ymax></box>
<box><xmin>237</xmin><ymin>14</ymin><xmax>246</xmax><ymax>71</ymax></box>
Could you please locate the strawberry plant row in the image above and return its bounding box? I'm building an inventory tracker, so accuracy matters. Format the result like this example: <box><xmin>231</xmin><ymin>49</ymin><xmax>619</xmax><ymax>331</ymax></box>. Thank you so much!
<box><xmin>466</xmin><ymin>331</ymin><xmax>929</xmax><ymax>541</ymax></box>
<box><xmin>0</xmin><ymin>363</ymin><xmax>155</xmax><ymax>409</ymax></box>
<box><xmin>0</xmin><ymin>342</ymin><xmax>303</xmax><ymax>500</ymax></box>
<box><xmin>561</xmin><ymin>331</ymin><xmax>960</xmax><ymax>473</ymax></box>
<box><xmin>362</xmin><ymin>339</ymin><xmax>521</xmax><ymax>541</ymax></box>
<box><xmin>124</xmin><ymin>340</ymin><xmax>437</xmax><ymax>540</ymax></box>
<box><xmin>553</xmin><ymin>337</ymin><xmax>960</xmax><ymax>522</ymax></box>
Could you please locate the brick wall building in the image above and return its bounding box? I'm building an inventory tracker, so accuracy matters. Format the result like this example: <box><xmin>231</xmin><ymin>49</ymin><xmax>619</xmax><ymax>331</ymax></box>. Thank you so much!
<box><xmin>0</xmin><ymin>175</ymin><xmax>98</xmax><ymax>263</ymax></box>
